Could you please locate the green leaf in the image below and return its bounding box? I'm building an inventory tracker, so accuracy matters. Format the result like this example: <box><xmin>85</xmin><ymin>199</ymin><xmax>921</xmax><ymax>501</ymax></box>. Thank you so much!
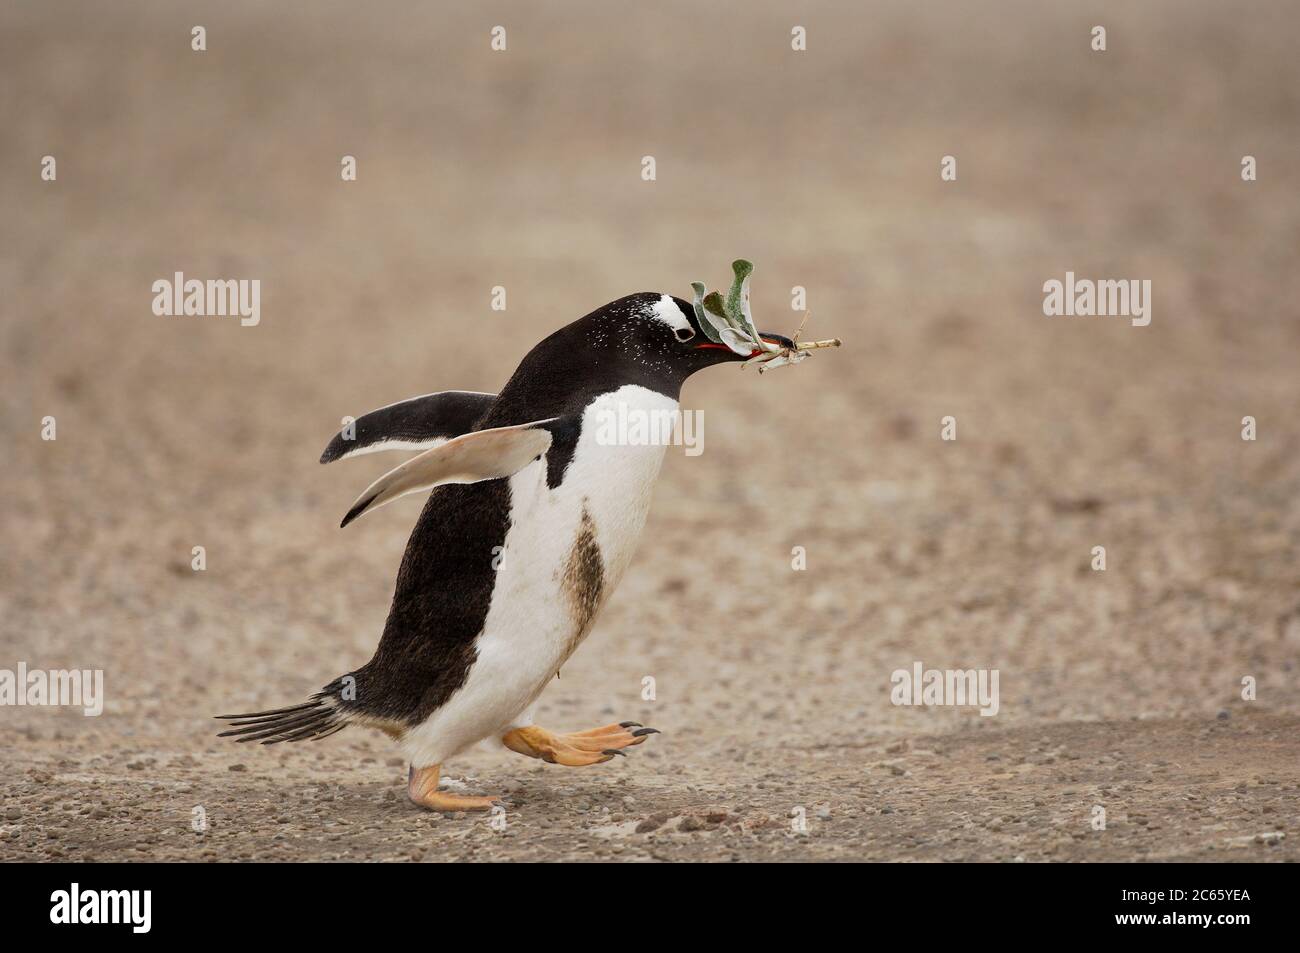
<box><xmin>690</xmin><ymin>281</ymin><xmax>724</xmax><ymax>343</ymax></box>
<box><xmin>724</xmin><ymin>259</ymin><xmax>758</xmax><ymax>340</ymax></box>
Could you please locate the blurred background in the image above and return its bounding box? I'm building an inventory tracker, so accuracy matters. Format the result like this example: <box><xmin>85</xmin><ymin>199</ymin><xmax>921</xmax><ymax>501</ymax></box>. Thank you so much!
<box><xmin>2</xmin><ymin>0</ymin><xmax>1298</xmax><ymax>860</ymax></box>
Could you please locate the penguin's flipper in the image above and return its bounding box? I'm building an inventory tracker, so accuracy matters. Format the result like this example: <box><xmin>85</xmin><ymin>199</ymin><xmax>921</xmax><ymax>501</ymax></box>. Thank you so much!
<box><xmin>319</xmin><ymin>390</ymin><xmax>497</xmax><ymax>463</ymax></box>
<box><xmin>340</xmin><ymin>416</ymin><xmax>568</xmax><ymax>527</ymax></box>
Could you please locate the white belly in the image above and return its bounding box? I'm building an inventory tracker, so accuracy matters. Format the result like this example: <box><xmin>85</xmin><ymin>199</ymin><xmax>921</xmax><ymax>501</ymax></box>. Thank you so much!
<box><xmin>399</xmin><ymin>385</ymin><xmax>676</xmax><ymax>765</ymax></box>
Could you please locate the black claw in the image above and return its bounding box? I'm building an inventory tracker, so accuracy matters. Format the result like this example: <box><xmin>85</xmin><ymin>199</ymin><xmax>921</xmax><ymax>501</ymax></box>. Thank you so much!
<box><xmin>631</xmin><ymin>728</ymin><xmax>660</xmax><ymax>737</ymax></box>
<box><xmin>602</xmin><ymin>748</ymin><xmax>627</xmax><ymax>757</ymax></box>
<box><xmin>619</xmin><ymin>721</ymin><xmax>642</xmax><ymax>728</ymax></box>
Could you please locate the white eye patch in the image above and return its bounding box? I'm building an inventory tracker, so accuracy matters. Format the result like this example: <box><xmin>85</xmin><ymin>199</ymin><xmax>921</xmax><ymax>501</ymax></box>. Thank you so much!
<box><xmin>646</xmin><ymin>294</ymin><xmax>695</xmax><ymax>338</ymax></box>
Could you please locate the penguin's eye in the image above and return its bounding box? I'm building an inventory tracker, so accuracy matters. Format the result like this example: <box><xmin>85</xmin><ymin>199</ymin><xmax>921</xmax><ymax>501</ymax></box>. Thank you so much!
<box><xmin>674</xmin><ymin>327</ymin><xmax>696</xmax><ymax>343</ymax></box>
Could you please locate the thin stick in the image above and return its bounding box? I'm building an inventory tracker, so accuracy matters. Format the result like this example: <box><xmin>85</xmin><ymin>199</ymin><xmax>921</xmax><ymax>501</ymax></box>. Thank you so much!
<box><xmin>791</xmin><ymin>311</ymin><xmax>812</xmax><ymax>345</ymax></box>
<box><xmin>790</xmin><ymin>312</ymin><xmax>839</xmax><ymax>350</ymax></box>
<box><xmin>793</xmin><ymin>338</ymin><xmax>841</xmax><ymax>351</ymax></box>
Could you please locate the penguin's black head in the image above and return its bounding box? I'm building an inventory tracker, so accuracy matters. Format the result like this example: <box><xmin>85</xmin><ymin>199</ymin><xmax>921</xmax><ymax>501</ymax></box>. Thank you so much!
<box><xmin>577</xmin><ymin>293</ymin><xmax>790</xmax><ymax>392</ymax></box>
<box><xmin>505</xmin><ymin>293</ymin><xmax>793</xmax><ymax>408</ymax></box>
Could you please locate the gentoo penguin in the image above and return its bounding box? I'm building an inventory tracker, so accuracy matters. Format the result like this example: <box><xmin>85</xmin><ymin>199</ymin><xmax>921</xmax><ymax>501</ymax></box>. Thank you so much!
<box><xmin>218</xmin><ymin>280</ymin><xmax>800</xmax><ymax>811</ymax></box>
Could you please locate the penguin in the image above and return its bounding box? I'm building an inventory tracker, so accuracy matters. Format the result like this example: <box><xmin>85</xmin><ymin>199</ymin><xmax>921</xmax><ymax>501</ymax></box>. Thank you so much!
<box><xmin>217</xmin><ymin>290</ymin><xmax>797</xmax><ymax>811</ymax></box>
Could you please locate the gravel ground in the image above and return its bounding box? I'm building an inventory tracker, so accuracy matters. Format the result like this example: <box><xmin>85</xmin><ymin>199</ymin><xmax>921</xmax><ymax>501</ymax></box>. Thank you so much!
<box><xmin>3</xmin><ymin>0</ymin><xmax>1298</xmax><ymax>862</ymax></box>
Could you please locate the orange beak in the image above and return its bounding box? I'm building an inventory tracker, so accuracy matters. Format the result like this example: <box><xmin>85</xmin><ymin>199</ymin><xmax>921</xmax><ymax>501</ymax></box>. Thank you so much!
<box><xmin>694</xmin><ymin>332</ymin><xmax>793</xmax><ymax>356</ymax></box>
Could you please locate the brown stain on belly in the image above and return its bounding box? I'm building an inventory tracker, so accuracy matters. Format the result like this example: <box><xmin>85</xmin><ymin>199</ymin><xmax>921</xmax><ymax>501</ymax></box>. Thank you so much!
<box><xmin>560</xmin><ymin>503</ymin><xmax>605</xmax><ymax>661</ymax></box>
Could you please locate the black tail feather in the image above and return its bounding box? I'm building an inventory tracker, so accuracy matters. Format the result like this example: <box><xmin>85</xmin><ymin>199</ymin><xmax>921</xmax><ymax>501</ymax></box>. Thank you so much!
<box><xmin>215</xmin><ymin>693</ymin><xmax>346</xmax><ymax>745</ymax></box>
<box><xmin>214</xmin><ymin>701</ymin><xmax>319</xmax><ymax>722</ymax></box>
